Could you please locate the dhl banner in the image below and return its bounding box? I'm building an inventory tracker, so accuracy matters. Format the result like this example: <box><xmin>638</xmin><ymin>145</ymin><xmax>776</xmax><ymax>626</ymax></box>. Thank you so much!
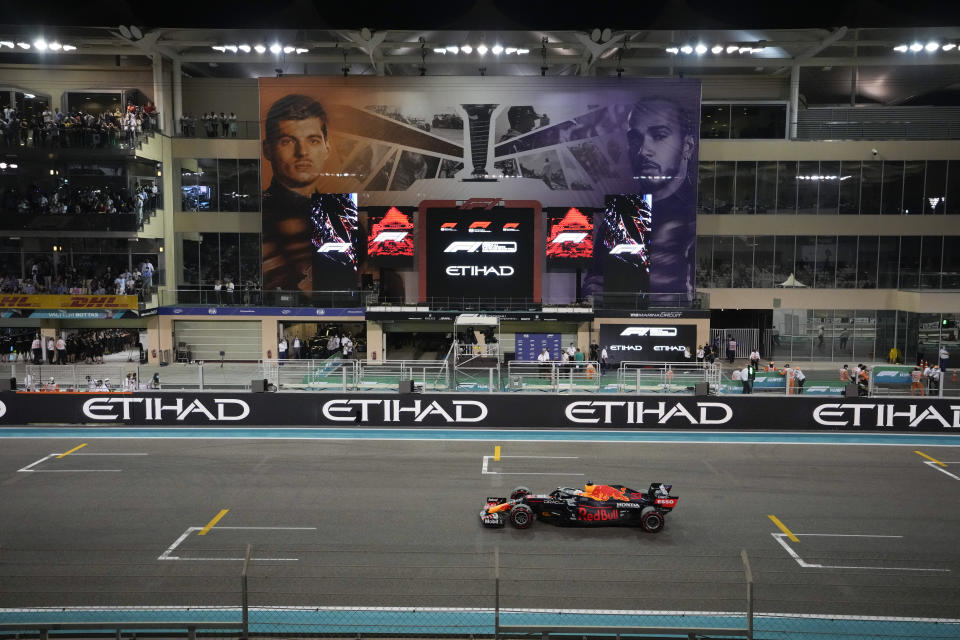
<box><xmin>0</xmin><ymin>294</ymin><xmax>138</xmax><ymax>310</ymax></box>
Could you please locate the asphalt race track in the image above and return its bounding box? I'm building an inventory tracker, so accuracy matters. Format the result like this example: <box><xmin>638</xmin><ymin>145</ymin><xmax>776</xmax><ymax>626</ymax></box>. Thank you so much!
<box><xmin>1</xmin><ymin>432</ymin><xmax>959</xmax><ymax>626</ymax></box>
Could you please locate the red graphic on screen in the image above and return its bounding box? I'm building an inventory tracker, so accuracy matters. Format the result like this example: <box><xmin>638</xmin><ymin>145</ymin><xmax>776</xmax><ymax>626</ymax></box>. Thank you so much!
<box><xmin>546</xmin><ymin>207</ymin><xmax>593</xmax><ymax>259</ymax></box>
<box><xmin>368</xmin><ymin>207</ymin><xmax>415</xmax><ymax>257</ymax></box>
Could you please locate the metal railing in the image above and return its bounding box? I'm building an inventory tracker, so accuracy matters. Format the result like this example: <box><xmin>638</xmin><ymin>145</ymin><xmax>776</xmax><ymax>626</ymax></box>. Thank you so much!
<box><xmin>507</xmin><ymin>361</ymin><xmax>603</xmax><ymax>393</ymax></box>
<box><xmin>174</xmin><ymin>119</ymin><xmax>260</xmax><ymax>139</ymax></box>
<box><xmin>160</xmin><ymin>288</ymin><xmax>368</xmax><ymax>308</ymax></box>
<box><xmin>616</xmin><ymin>361</ymin><xmax>721</xmax><ymax>394</ymax></box>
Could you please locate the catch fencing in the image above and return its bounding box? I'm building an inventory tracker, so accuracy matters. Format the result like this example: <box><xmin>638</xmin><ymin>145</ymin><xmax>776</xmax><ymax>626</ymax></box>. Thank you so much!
<box><xmin>1</xmin><ymin>547</ymin><xmax>957</xmax><ymax>639</ymax></box>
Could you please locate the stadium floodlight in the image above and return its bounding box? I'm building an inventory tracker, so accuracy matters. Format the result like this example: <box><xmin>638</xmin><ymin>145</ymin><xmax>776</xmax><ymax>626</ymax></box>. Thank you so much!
<box><xmin>212</xmin><ymin>45</ymin><xmax>226</xmax><ymax>52</ymax></box>
<box><xmin>893</xmin><ymin>44</ymin><xmax>908</xmax><ymax>52</ymax></box>
<box><xmin>491</xmin><ymin>44</ymin><xmax>503</xmax><ymax>55</ymax></box>
<box><xmin>33</xmin><ymin>39</ymin><xmax>47</xmax><ymax>51</ymax></box>
<box><xmin>726</xmin><ymin>45</ymin><xmax>738</xmax><ymax>53</ymax></box>
<box><xmin>283</xmin><ymin>45</ymin><xmax>294</xmax><ymax>53</ymax></box>
<box><xmin>926</xmin><ymin>41</ymin><xmax>940</xmax><ymax>52</ymax></box>
<box><xmin>295</xmin><ymin>48</ymin><xmax>308</xmax><ymax>54</ymax></box>
<box><xmin>461</xmin><ymin>44</ymin><xmax>473</xmax><ymax>54</ymax></box>
<box><xmin>48</xmin><ymin>42</ymin><xmax>62</xmax><ymax>51</ymax></box>
<box><xmin>62</xmin><ymin>44</ymin><xmax>76</xmax><ymax>51</ymax></box>
<box><xmin>680</xmin><ymin>45</ymin><xmax>693</xmax><ymax>54</ymax></box>
<box><xmin>711</xmin><ymin>45</ymin><xmax>723</xmax><ymax>54</ymax></box>
<box><xmin>943</xmin><ymin>43</ymin><xmax>957</xmax><ymax>51</ymax></box>
<box><xmin>447</xmin><ymin>45</ymin><xmax>459</xmax><ymax>54</ymax></box>
<box><xmin>270</xmin><ymin>43</ymin><xmax>282</xmax><ymax>54</ymax></box>
<box><xmin>909</xmin><ymin>42</ymin><xmax>923</xmax><ymax>52</ymax></box>
<box><xmin>238</xmin><ymin>44</ymin><xmax>251</xmax><ymax>52</ymax></box>
<box><xmin>694</xmin><ymin>44</ymin><xmax>707</xmax><ymax>54</ymax></box>
<box><xmin>254</xmin><ymin>44</ymin><xmax>266</xmax><ymax>53</ymax></box>
<box><xmin>0</xmin><ymin>41</ymin><xmax>12</xmax><ymax>48</ymax></box>
<box><xmin>665</xmin><ymin>47</ymin><xmax>679</xmax><ymax>54</ymax></box>
<box><xmin>477</xmin><ymin>44</ymin><xmax>488</xmax><ymax>55</ymax></box>
<box><xmin>225</xmin><ymin>44</ymin><xmax>238</xmax><ymax>52</ymax></box>
<box><xmin>16</xmin><ymin>42</ymin><xmax>30</xmax><ymax>49</ymax></box>
<box><xmin>433</xmin><ymin>47</ymin><xmax>446</xmax><ymax>54</ymax></box>
<box><xmin>505</xmin><ymin>47</ymin><xmax>516</xmax><ymax>54</ymax></box>
<box><xmin>516</xmin><ymin>48</ymin><xmax>529</xmax><ymax>54</ymax></box>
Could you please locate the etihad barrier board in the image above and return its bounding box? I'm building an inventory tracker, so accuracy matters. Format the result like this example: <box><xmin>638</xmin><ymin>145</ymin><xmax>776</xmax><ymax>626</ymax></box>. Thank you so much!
<box><xmin>1</xmin><ymin>393</ymin><xmax>960</xmax><ymax>431</ymax></box>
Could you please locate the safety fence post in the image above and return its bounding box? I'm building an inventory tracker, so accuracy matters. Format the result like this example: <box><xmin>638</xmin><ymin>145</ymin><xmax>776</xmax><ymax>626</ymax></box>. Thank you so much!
<box><xmin>241</xmin><ymin>543</ymin><xmax>251</xmax><ymax>640</ymax></box>
<box><xmin>493</xmin><ymin>546</ymin><xmax>500</xmax><ymax>638</ymax></box>
<box><xmin>198</xmin><ymin>361</ymin><xmax>204</xmax><ymax>391</ymax></box>
<box><xmin>741</xmin><ymin>549</ymin><xmax>753</xmax><ymax>640</ymax></box>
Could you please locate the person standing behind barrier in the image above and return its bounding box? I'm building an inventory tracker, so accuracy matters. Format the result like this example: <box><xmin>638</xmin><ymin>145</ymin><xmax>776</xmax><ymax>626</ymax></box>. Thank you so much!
<box><xmin>840</xmin><ymin>364</ymin><xmax>850</xmax><ymax>383</ymax></box>
<box><xmin>31</xmin><ymin>334</ymin><xmax>42</xmax><ymax>364</ymax></box>
<box><xmin>794</xmin><ymin>367</ymin><xmax>806</xmax><ymax>394</ymax></box>
<box><xmin>726</xmin><ymin>334</ymin><xmax>737</xmax><ymax>364</ymax></box>
<box><xmin>574</xmin><ymin>347</ymin><xmax>585</xmax><ymax>367</ymax></box>
<box><xmin>293</xmin><ymin>336</ymin><xmax>302</xmax><ymax>359</ymax></box>
<box><xmin>782</xmin><ymin>363</ymin><xmax>795</xmax><ymax>394</ymax></box>
<box><xmin>910</xmin><ymin>366</ymin><xmax>925</xmax><ymax>396</ymax></box>
<box><xmin>940</xmin><ymin>345</ymin><xmax>950</xmax><ymax>372</ymax></box>
<box><xmin>46</xmin><ymin>337</ymin><xmax>56</xmax><ymax>364</ymax></box>
<box><xmin>600</xmin><ymin>346</ymin><xmax>608</xmax><ymax>372</ymax></box>
<box><xmin>739</xmin><ymin>365</ymin><xmax>750</xmax><ymax>395</ymax></box>
<box><xmin>278</xmin><ymin>336</ymin><xmax>288</xmax><ymax>361</ymax></box>
<box><xmin>748</xmin><ymin>348</ymin><xmax>760</xmax><ymax>371</ymax></box>
<box><xmin>55</xmin><ymin>334</ymin><xmax>67</xmax><ymax>365</ymax></box>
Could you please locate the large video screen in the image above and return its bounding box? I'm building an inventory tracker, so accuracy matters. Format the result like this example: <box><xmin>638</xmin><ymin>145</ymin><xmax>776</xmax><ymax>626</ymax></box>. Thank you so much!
<box><xmin>262</xmin><ymin>191</ymin><xmax>359</xmax><ymax>291</ymax></box>
<box><xmin>367</xmin><ymin>206</ymin><xmax>415</xmax><ymax>266</ymax></box>
<box><xmin>599</xmin><ymin>323</ymin><xmax>696</xmax><ymax>364</ymax></box>
<box><xmin>546</xmin><ymin>207</ymin><xmax>594</xmax><ymax>264</ymax></box>
<box><xmin>424</xmin><ymin>207</ymin><xmax>534</xmax><ymax>301</ymax></box>
<box><xmin>600</xmin><ymin>194</ymin><xmax>653</xmax><ymax>294</ymax></box>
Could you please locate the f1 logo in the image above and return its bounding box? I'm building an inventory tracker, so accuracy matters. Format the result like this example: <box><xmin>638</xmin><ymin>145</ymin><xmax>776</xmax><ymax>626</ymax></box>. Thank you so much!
<box><xmin>620</xmin><ymin>327</ymin><xmax>678</xmax><ymax>337</ymax></box>
<box><xmin>459</xmin><ymin>198</ymin><xmax>502</xmax><ymax>210</ymax></box>
<box><xmin>469</xmin><ymin>221</ymin><xmax>491</xmax><ymax>232</ymax></box>
<box><xmin>610</xmin><ymin>244</ymin><xmax>644</xmax><ymax>255</ymax></box>
<box><xmin>444</xmin><ymin>241</ymin><xmax>517</xmax><ymax>253</ymax></box>
<box><xmin>318</xmin><ymin>242</ymin><xmax>352</xmax><ymax>253</ymax></box>
<box><xmin>440</xmin><ymin>223</ymin><xmax>458</xmax><ymax>231</ymax></box>
<box><xmin>552</xmin><ymin>232</ymin><xmax>589</xmax><ymax>244</ymax></box>
<box><xmin>372</xmin><ymin>232</ymin><xmax>409</xmax><ymax>243</ymax></box>
<box><xmin>503</xmin><ymin>222</ymin><xmax>520</xmax><ymax>231</ymax></box>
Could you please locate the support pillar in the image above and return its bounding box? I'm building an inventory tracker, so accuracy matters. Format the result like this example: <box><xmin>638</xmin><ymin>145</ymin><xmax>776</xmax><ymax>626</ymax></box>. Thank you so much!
<box><xmin>789</xmin><ymin>64</ymin><xmax>800</xmax><ymax>140</ymax></box>
<box><xmin>173</xmin><ymin>59</ymin><xmax>183</xmax><ymax>133</ymax></box>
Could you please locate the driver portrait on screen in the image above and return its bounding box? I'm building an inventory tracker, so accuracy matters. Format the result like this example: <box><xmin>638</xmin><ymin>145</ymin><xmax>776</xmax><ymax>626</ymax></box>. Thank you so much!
<box><xmin>261</xmin><ymin>94</ymin><xmax>334</xmax><ymax>291</ymax></box>
<box><xmin>626</xmin><ymin>97</ymin><xmax>696</xmax><ymax>205</ymax></box>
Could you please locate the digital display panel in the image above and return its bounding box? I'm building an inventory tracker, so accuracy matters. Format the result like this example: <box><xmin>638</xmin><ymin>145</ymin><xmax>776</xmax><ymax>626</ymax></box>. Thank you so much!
<box><xmin>600</xmin><ymin>193</ymin><xmax>652</xmax><ymax>295</ymax></box>
<box><xmin>424</xmin><ymin>207</ymin><xmax>534</xmax><ymax>301</ymax></box>
<box><xmin>598</xmin><ymin>323</ymin><xmax>696</xmax><ymax>364</ymax></box>
<box><xmin>367</xmin><ymin>206</ymin><xmax>415</xmax><ymax>265</ymax></box>
<box><xmin>546</xmin><ymin>207</ymin><xmax>594</xmax><ymax>262</ymax></box>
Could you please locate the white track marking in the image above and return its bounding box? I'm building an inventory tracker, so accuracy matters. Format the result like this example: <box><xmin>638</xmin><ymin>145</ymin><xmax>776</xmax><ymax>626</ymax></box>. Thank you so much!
<box><xmin>158</xmin><ymin>525</ymin><xmax>317</xmax><ymax>561</ymax></box>
<box><xmin>923</xmin><ymin>460</ymin><xmax>960</xmax><ymax>480</ymax></box>
<box><xmin>18</xmin><ymin>452</ymin><xmax>147</xmax><ymax>473</ymax></box>
<box><xmin>772</xmin><ymin>533</ymin><xmax>950</xmax><ymax>572</ymax></box>
<box><xmin>482</xmin><ymin>455</ymin><xmax>584</xmax><ymax>476</ymax></box>
<box><xmin>1</xmin><ymin>605</ymin><xmax>957</xmax><ymax>624</ymax></box>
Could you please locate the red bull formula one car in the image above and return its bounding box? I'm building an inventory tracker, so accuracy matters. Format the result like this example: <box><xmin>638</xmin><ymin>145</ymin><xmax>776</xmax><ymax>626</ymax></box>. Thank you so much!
<box><xmin>481</xmin><ymin>482</ymin><xmax>677</xmax><ymax>533</ymax></box>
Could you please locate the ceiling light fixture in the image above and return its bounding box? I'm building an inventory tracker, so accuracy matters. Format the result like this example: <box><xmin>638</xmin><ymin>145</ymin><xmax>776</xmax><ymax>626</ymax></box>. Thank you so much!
<box><xmin>48</xmin><ymin>42</ymin><xmax>62</xmax><ymax>51</ymax></box>
<box><xmin>492</xmin><ymin>44</ymin><xmax>503</xmax><ymax>55</ymax></box>
<box><xmin>695</xmin><ymin>44</ymin><xmax>707</xmax><ymax>54</ymax></box>
<box><xmin>254</xmin><ymin>44</ymin><xmax>266</xmax><ymax>53</ymax></box>
<box><xmin>33</xmin><ymin>39</ymin><xmax>47</xmax><ymax>51</ymax></box>
<box><xmin>283</xmin><ymin>46</ymin><xmax>294</xmax><ymax>53</ymax></box>
<box><xmin>909</xmin><ymin>42</ymin><xmax>923</xmax><ymax>52</ymax></box>
<box><xmin>225</xmin><ymin>44</ymin><xmax>238</xmax><ymax>53</ymax></box>
<box><xmin>726</xmin><ymin>45</ymin><xmax>738</xmax><ymax>53</ymax></box>
<box><xmin>0</xmin><ymin>41</ymin><xmax>13</xmax><ymax>48</ymax></box>
<box><xmin>433</xmin><ymin>47</ymin><xmax>446</xmax><ymax>54</ymax></box>
<box><xmin>16</xmin><ymin>42</ymin><xmax>30</xmax><ymax>49</ymax></box>
<box><xmin>665</xmin><ymin>47</ymin><xmax>679</xmax><ymax>54</ymax></box>
<box><xmin>62</xmin><ymin>44</ymin><xmax>76</xmax><ymax>51</ymax></box>
<box><xmin>680</xmin><ymin>45</ymin><xmax>693</xmax><ymax>54</ymax></box>
<box><xmin>270</xmin><ymin>43</ymin><xmax>282</xmax><ymax>54</ymax></box>
<box><xmin>893</xmin><ymin>44</ymin><xmax>908</xmax><ymax>52</ymax></box>
<box><xmin>238</xmin><ymin>44</ymin><xmax>251</xmax><ymax>52</ymax></box>
<box><xmin>295</xmin><ymin>48</ymin><xmax>308</xmax><ymax>54</ymax></box>
<box><xmin>505</xmin><ymin>47</ymin><xmax>516</xmax><ymax>54</ymax></box>
<box><xmin>460</xmin><ymin>44</ymin><xmax>472</xmax><ymax>54</ymax></box>
<box><xmin>516</xmin><ymin>48</ymin><xmax>529</xmax><ymax>54</ymax></box>
<box><xmin>943</xmin><ymin>43</ymin><xmax>957</xmax><ymax>51</ymax></box>
<box><xmin>447</xmin><ymin>45</ymin><xmax>459</xmax><ymax>54</ymax></box>
<box><xmin>477</xmin><ymin>44</ymin><xmax>488</xmax><ymax>55</ymax></box>
<box><xmin>711</xmin><ymin>45</ymin><xmax>723</xmax><ymax>54</ymax></box>
<box><xmin>212</xmin><ymin>45</ymin><xmax>226</xmax><ymax>52</ymax></box>
<box><xmin>925</xmin><ymin>41</ymin><xmax>939</xmax><ymax>51</ymax></box>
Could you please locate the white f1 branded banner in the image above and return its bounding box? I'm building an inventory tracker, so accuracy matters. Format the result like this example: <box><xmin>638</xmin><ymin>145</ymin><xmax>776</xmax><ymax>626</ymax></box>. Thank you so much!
<box><xmin>599</xmin><ymin>324</ymin><xmax>696</xmax><ymax>364</ymax></box>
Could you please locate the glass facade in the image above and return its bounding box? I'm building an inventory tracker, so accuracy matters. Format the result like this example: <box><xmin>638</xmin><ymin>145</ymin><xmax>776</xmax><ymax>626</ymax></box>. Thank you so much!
<box><xmin>700</xmin><ymin>103</ymin><xmax>787</xmax><ymax>139</ymax></box>
<box><xmin>697</xmin><ymin>236</ymin><xmax>960</xmax><ymax>289</ymax></box>
<box><xmin>178</xmin><ymin>232</ymin><xmax>261</xmax><ymax>287</ymax></box>
<box><xmin>698</xmin><ymin>160</ymin><xmax>960</xmax><ymax>215</ymax></box>
<box><xmin>178</xmin><ymin>158</ymin><xmax>260</xmax><ymax>212</ymax></box>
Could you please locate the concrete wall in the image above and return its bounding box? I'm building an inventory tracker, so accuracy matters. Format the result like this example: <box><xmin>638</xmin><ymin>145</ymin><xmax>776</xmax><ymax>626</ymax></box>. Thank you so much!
<box><xmin>0</xmin><ymin>63</ymin><xmax>154</xmax><ymax>112</ymax></box>
<box><xmin>181</xmin><ymin>77</ymin><xmax>260</xmax><ymax>121</ymax></box>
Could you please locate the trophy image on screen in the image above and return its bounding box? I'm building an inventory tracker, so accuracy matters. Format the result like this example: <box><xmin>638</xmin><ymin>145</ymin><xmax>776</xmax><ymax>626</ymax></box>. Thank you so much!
<box><xmin>461</xmin><ymin>104</ymin><xmax>498</xmax><ymax>181</ymax></box>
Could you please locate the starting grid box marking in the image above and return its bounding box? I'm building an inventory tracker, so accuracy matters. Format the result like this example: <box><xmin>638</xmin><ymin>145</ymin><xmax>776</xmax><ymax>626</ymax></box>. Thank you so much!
<box><xmin>772</xmin><ymin>532</ymin><xmax>950</xmax><ymax>573</ymax></box>
<box><xmin>922</xmin><ymin>460</ymin><xmax>960</xmax><ymax>481</ymax></box>
<box><xmin>159</xmin><ymin>525</ymin><xmax>318</xmax><ymax>562</ymax></box>
<box><xmin>481</xmin><ymin>455</ymin><xmax>583</xmax><ymax>476</ymax></box>
<box><xmin>18</xmin><ymin>452</ymin><xmax>148</xmax><ymax>473</ymax></box>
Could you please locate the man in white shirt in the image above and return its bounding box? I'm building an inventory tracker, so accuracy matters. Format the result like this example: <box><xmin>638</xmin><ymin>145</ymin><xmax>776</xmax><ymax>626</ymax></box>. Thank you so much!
<box><xmin>566</xmin><ymin>343</ymin><xmax>576</xmax><ymax>359</ymax></box>
<box><xmin>537</xmin><ymin>348</ymin><xmax>550</xmax><ymax>362</ymax></box>
<box><xmin>341</xmin><ymin>335</ymin><xmax>354</xmax><ymax>358</ymax></box>
<box><xmin>600</xmin><ymin>347</ymin><xmax>608</xmax><ymax>372</ymax></box>
<box><xmin>327</xmin><ymin>334</ymin><xmax>341</xmax><ymax>356</ymax></box>
<box><xmin>782</xmin><ymin>363</ymin><xmax>795</xmax><ymax>394</ymax></box>
<box><xmin>55</xmin><ymin>335</ymin><xmax>67</xmax><ymax>364</ymax></box>
<box><xmin>141</xmin><ymin>260</ymin><xmax>154</xmax><ymax>294</ymax></box>
<box><xmin>46</xmin><ymin>337</ymin><xmax>56</xmax><ymax>364</ymax></box>
<box><xmin>748</xmin><ymin>349</ymin><xmax>760</xmax><ymax>369</ymax></box>
<box><xmin>31</xmin><ymin>336</ymin><xmax>42</xmax><ymax>364</ymax></box>
<box><xmin>278</xmin><ymin>336</ymin><xmax>288</xmax><ymax>360</ymax></box>
<box><xmin>794</xmin><ymin>367</ymin><xmax>806</xmax><ymax>394</ymax></box>
<box><xmin>293</xmin><ymin>336</ymin><xmax>302</xmax><ymax>359</ymax></box>
<box><xmin>940</xmin><ymin>346</ymin><xmax>950</xmax><ymax>372</ymax></box>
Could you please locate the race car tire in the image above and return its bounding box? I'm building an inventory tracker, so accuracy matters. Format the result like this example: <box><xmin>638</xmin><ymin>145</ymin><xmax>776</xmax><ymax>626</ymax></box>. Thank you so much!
<box><xmin>510</xmin><ymin>504</ymin><xmax>534</xmax><ymax>529</ymax></box>
<box><xmin>640</xmin><ymin>507</ymin><xmax>665</xmax><ymax>533</ymax></box>
<box><xmin>510</xmin><ymin>486</ymin><xmax>532</xmax><ymax>500</ymax></box>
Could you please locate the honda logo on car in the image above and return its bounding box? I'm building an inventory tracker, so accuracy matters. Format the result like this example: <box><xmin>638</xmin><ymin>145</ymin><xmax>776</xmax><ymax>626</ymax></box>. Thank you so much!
<box><xmin>82</xmin><ymin>397</ymin><xmax>250</xmax><ymax>421</ymax></box>
<box><xmin>620</xmin><ymin>327</ymin><xmax>678</xmax><ymax>337</ymax></box>
<box><xmin>565</xmin><ymin>400</ymin><xmax>732</xmax><ymax>425</ymax></box>
<box><xmin>813</xmin><ymin>403</ymin><xmax>960</xmax><ymax>428</ymax></box>
<box><xmin>444</xmin><ymin>241</ymin><xmax>517</xmax><ymax>253</ymax></box>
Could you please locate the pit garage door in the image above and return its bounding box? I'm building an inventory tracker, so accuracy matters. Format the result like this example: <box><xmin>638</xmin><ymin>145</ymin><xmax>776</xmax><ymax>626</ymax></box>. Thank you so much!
<box><xmin>174</xmin><ymin>320</ymin><xmax>262</xmax><ymax>361</ymax></box>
